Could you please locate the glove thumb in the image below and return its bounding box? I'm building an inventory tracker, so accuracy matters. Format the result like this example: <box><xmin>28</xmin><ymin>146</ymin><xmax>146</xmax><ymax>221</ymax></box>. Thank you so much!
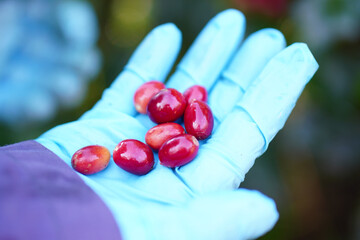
<box><xmin>123</xmin><ymin>189</ymin><xmax>279</xmax><ymax>240</ymax></box>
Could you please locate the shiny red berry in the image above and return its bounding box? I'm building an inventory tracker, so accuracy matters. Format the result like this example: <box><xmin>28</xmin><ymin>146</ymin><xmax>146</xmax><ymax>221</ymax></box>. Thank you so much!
<box><xmin>133</xmin><ymin>81</ymin><xmax>165</xmax><ymax>114</ymax></box>
<box><xmin>113</xmin><ymin>139</ymin><xmax>154</xmax><ymax>175</ymax></box>
<box><xmin>184</xmin><ymin>100</ymin><xmax>214</xmax><ymax>140</ymax></box>
<box><xmin>147</xmin><ymin>88</ymin><xmax>186</xmax><ymax>123</ymax></box>
<box><xmin>71</xmin><ymin>145</ymin><xmax>110</xmax><ymax>175</ymax></box>
<box><xmin>159</xmin><ymin>134</ymin><xmax>199</xmax><ymax>168</ymax></box>
<box><xmin>183</xmin><ymin>85</ymin><xmax>208</xmax><ymax>104</ymax></box>
<box><xmin>145</xmin><ymin>123</ymin><xmax>185</xmax><ymax>151</ymax></box>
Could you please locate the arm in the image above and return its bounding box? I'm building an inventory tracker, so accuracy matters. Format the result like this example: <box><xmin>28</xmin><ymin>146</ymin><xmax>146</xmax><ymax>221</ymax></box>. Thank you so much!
<box><xmin>0</xmin><ymin>141</ymin><xmax>121</xmax><ymax>240</ymax></box>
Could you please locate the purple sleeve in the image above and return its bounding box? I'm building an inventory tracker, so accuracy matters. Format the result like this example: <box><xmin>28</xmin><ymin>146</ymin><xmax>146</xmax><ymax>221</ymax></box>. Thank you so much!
<box><xmin>0</xmin><ymin>140</ymin><xmax>122</xmax><ymax>240</ymax></box>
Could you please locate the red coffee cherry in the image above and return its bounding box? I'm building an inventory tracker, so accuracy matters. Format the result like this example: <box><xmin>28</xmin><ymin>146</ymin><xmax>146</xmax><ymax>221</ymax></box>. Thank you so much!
<box><xmin>113</xmin><ymin>139</ymin><xmax>154</xmax><ymax>175</ymax></box>
<box><xmin>184</xmin><ymin>100</ymin><xmax>214</xmax><ymax>140</ymax></box>
<box><xmin>183</xmin><ymin>85</ymin><xmax>208</xmax><ymax>104</ymax></box>
<box><xmin>147</xmin><ymin>88</ymin><xmax>186</xmax><ymax>123</ymax></box>
<box><xmin>159</xmin><ymin>134</ymin><xmax>199</xmax><ymax>168</ymax></box>
<box><xmin>145</xmin><ymin>123</ymin><xmax>185</xmax><ymax>151</ymax></box>
<box><xmin>71</xmin><ymin>145</ymin><xmax>110</xmax><ymax>175</ymax></box>
<box><xmin>133</xmin><ymin>81</ymin><xmax>165</xmax><ymax>114</ymax></box>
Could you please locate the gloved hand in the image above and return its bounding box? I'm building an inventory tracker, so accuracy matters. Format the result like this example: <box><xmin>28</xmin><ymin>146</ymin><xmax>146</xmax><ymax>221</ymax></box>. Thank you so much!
<box><xmin>36</xmin><ymin>9</ymin><xmax>318</xmax><ymax>240</ymax></box>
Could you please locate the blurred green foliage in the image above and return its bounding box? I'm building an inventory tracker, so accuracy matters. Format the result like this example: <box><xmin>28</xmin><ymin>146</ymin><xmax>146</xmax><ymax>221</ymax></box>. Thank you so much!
<box><xmin>1</xmin><ymin>0</ymin><xmax>359</xmax><ymax>239</ymax></box>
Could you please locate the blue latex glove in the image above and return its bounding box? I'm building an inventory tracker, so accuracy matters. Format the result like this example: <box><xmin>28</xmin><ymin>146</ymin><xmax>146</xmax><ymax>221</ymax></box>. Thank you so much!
<box><xmin>37</xmin><ymin>9</ymin><xmax>319</xmax><ymax>240</ymax></box>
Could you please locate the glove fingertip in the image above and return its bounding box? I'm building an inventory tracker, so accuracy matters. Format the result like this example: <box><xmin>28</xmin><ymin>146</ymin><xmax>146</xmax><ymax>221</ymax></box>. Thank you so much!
<box><xmin>232</xmin><ymin>189</ymin><xmax>279</xmax><ymax>239</ymax></box>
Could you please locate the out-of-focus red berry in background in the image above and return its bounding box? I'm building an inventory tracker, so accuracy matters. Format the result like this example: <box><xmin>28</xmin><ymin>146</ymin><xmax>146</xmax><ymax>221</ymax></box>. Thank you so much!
<box><xmin>233</xmin><ymin>0</ymin><xmax>288</xmax><ymax>17</ymax></box>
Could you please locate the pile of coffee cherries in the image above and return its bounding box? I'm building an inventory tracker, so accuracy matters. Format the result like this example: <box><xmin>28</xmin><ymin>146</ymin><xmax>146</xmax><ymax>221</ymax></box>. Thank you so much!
<box><xmin>71</xmin><ymin>81</ymin><xmax>214</xmax><ymax>175</ymax></box>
